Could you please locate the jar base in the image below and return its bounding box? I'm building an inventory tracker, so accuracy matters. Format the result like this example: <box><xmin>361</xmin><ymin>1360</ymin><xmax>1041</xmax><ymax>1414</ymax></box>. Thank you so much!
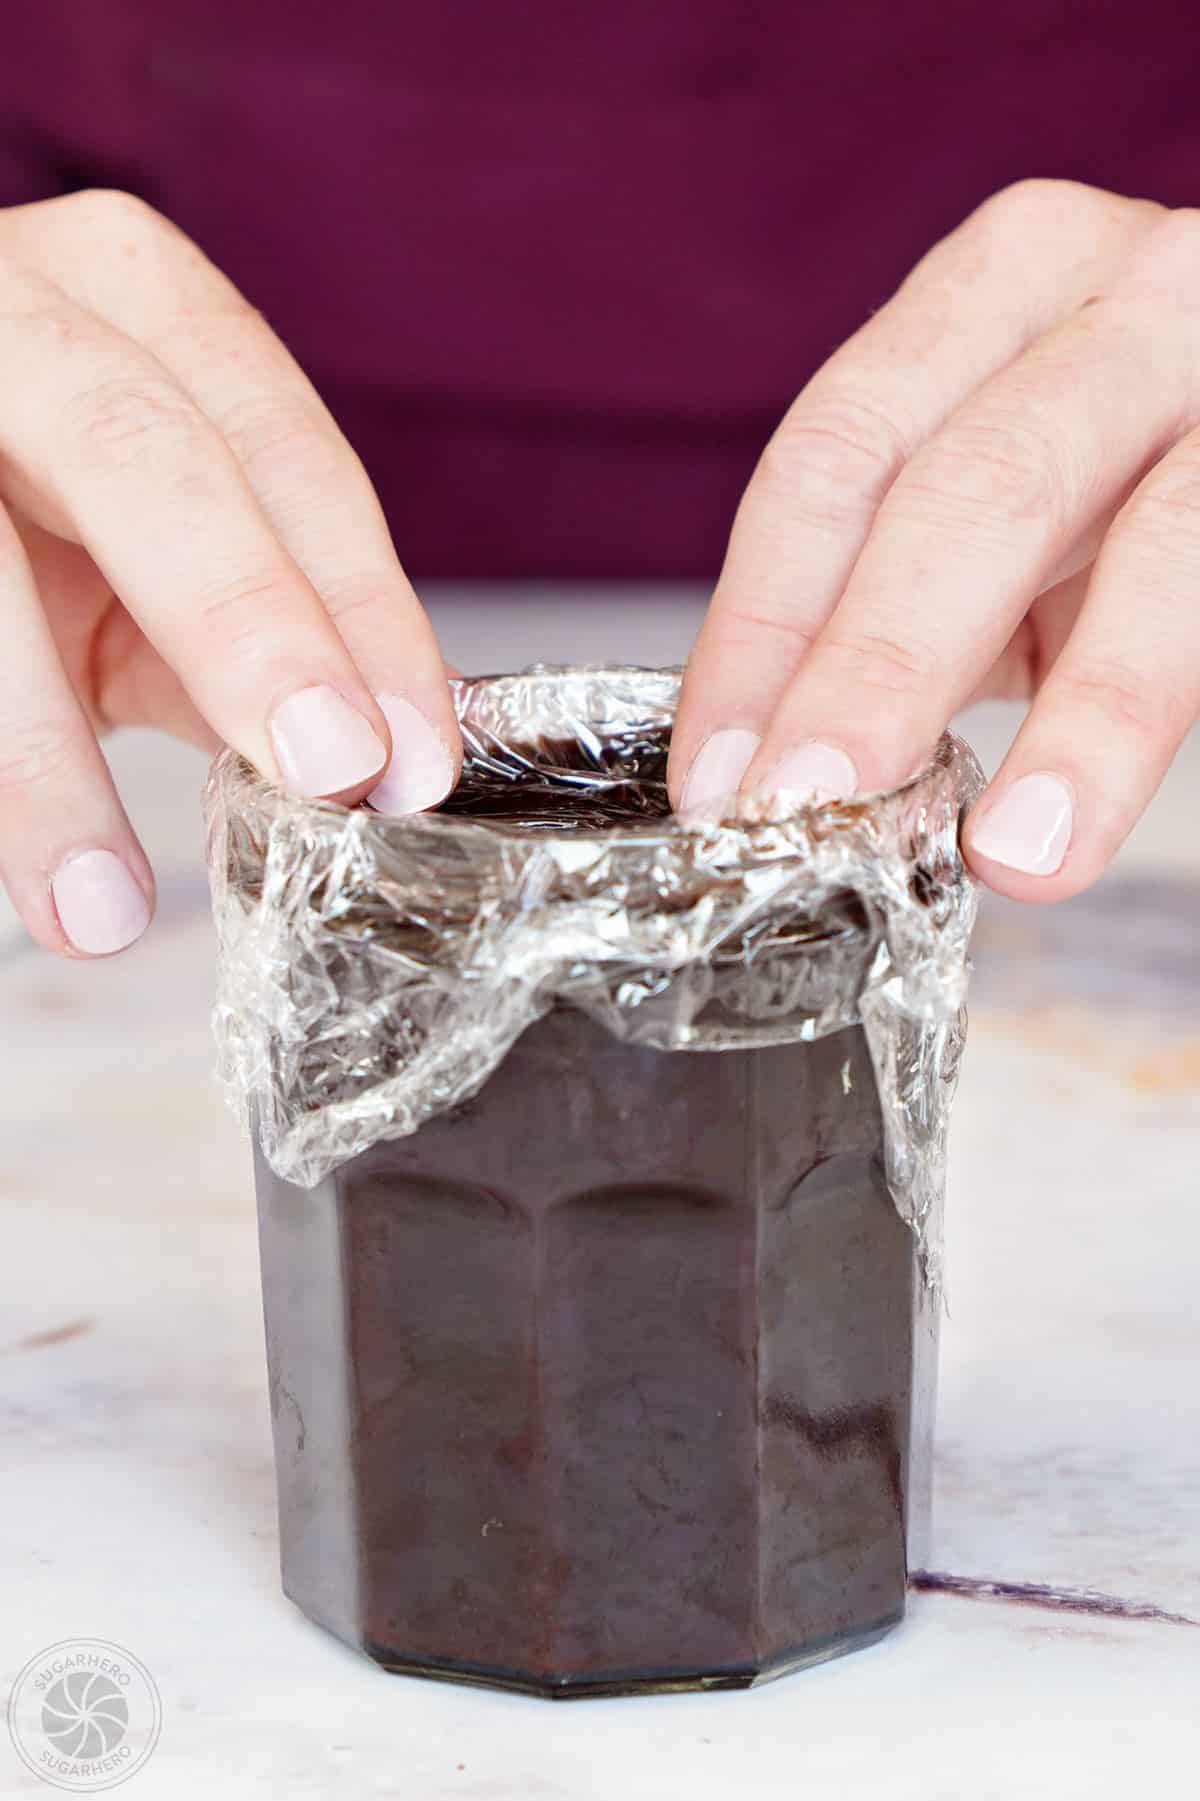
<box><xmin>358</xmin><ymin>1611</ymin><xmax>905</xmax><ymax>1700</ymax></box>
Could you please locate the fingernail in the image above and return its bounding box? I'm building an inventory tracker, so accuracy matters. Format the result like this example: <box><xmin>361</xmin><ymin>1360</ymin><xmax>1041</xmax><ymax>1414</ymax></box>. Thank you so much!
<box><xmin>969</xmin><ymin>771</ymin><xmax>1074</xmax><ymax>876</ymax></box>
<box><xmin>763</xmin><ymin>740</ymin><xmax>858</xmax><ymax>805</ymax></box>
<box><xmin>270</xmin><ymin>685</ymin><xmax>387</xmax><ymax>797</ymax></box>
<box><xmin>678</xmin><ymin>728</ymin><xmax>761</xmax><ymax>821</ymax></box>
<box><xmin>52</xmin><ymin>850</ymin><xmax>151</xmax><ymax>956</ymax></box>
<box><xmin>367</xmin><ymin>695</ymin><xmax>456</xmax><ymax>815</ymax></box>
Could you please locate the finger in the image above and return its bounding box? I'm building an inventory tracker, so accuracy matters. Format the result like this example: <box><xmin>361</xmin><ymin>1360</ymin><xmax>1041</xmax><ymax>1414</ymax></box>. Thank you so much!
<box><xmin>671</xmin><ymin>179</ymin><xmax>1160</xmax><ymax>812</ymax></box>
<box><xmin>964</xmin><ymin>426</ymin><xmax>1200</xmax><ymax>900</ymax></box>
<box><xmin>12</xmin><ymin>514</ymin><xmax>219</xmax><ymax>747</ymax></box>
<box><xmin>738</xmin><ymin>209</ymin><xmax>1199</xmax><ymax>810</ymax></box>
<box><xmin>0</xmin><ymin>253</ymin><xmax>390</xmax><ymax>801</ymax></box>
<box><xmin>8</xmin><ymin>190</ymin><xmax>458</xmax><ymax>811</ymax></box>
<box><xmin>91</xmin><ymin>607</ymin><xmax>225</xmax><ymax>751</ymax></box>
<box><xmin>169</xmin><ymin>337</ymin><xmax>458</xmax><ymax>814</ymax></box>
<box><xmin>960</xmin><ymin>565</ymin><xmax>1090</xmax><ymax>706</ymax></box>
<box><xmin>0</xmin><ymin>500</ymin><xmax>153</xmax><ymax>956</ymax></box>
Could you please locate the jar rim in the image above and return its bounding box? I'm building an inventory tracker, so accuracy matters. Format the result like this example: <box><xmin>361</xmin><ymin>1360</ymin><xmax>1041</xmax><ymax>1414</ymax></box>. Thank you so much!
<box><xmin>219</xmin><ymin>663</ymin><xmax>956</xmax><ymax>845</ymax></box>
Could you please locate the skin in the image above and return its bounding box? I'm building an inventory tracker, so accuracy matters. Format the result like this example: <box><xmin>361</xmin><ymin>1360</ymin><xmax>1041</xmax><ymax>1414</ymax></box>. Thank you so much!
<box><xmin>671</xmin><ymin>178</ymin><xmax>1200</xmax><ymax>902</ymax></box>
<box><xmin>0</xmin><ymin>189</ymin><xmax>459</xmax><ymax>954</ymax></box>
<box><xmin>1</xmin><ymin>178</ymin><xmax>1196</xmax><ymax>955</ymax></box>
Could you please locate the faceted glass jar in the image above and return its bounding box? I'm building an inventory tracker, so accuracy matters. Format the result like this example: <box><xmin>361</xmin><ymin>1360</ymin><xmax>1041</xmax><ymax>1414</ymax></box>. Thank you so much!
<box><xmin>254</xmin><ymin>1004</ymin><xmax>935</xmax><ymax>1698</ymax></box>
<box><xmin>210</xmin><ymin>667</ymin><xmax>979</xmax><ymax>1701</ymax></box>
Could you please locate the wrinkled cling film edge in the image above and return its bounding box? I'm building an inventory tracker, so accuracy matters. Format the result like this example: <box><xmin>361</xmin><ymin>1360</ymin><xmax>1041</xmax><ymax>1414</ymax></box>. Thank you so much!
<box><xmin>205</xmin><ymin>665</ymin><xmax>984</xmax><ymax>1293</ymax></box>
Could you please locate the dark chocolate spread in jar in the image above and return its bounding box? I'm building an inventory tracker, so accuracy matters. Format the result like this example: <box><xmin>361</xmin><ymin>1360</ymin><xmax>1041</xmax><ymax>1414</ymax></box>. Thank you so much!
<box><xmin>212</xmin><ymin>668</ymin><xmax>979</xmax><ymax>1698</ymax></box>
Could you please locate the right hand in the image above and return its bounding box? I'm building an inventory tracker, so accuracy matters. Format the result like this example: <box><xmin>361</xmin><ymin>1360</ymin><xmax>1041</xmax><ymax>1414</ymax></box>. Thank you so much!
<box><xmin>0</xmin><ymin>188</ymin><xmax>460</xmax><ymax>958</ymax></box>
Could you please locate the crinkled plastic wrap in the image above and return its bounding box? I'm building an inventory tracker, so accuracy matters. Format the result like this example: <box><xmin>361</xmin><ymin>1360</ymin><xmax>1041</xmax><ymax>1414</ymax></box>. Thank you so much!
<box><xmin>205</xmin><ymin>665</ymin><xmax>983</xmax><ymax>1287</ymax></box>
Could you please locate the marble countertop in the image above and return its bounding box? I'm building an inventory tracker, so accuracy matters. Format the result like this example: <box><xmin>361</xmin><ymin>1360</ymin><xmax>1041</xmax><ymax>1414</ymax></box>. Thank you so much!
<box><xmin>1</xmin><ymin>590</ymin><xmax>1197</xmax><ymax>1798</ymax></box>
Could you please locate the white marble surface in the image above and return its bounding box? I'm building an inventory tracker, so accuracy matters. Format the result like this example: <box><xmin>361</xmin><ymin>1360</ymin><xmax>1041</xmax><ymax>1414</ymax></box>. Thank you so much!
<box><xmin>1</xmin><ymin>588</ymin><xmax>1198</xmax><ymax>1798</ymax></box>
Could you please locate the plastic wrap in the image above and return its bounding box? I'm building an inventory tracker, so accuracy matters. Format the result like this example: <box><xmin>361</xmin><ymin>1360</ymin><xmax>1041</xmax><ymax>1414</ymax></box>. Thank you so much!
<box><xmin>205</xmin><ymin>665</ymin><xmax>983</xmax><ymax>1285</ymax></box>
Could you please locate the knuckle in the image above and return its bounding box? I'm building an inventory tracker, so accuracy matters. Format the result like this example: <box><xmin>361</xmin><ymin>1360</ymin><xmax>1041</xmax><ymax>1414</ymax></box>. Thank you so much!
<box><xmin>322</xmin><ymin>581</ymin><xmax>397</xmax><ymax>632</ymax></box>
<box><xmin>1109</xmin><ymin>461</ymin><xmax>1200</xmax><ymax>560</ymax></box>
<box><xmin>193</xmin><ymin>566</ymin><xmax>294</xmax><ymax>636</ymax></box>
<box><xmin>946</xmin><ymin>180</ymin><xmax>1151</xmax><ymax>296</ymax></box>
<box><xmin>0</xmin><ymin>716</ymin><xmax>83</xmax><ymax>792</ymax></box>
<box><xmin>322</xmin><ymin>588</ymin><xmax>377</xmax><ymax>633</ymax></box>
<box><xmin>714</xmin><ymin>601</ymin><xmax>819</xmax><ymax>660</ymax></box>
<box><xmin>60</xmin><ymin>374</ymin><xmax>204</xmax><ymax>475</ymax></box>
<box><xmin>898</xmin><ymin>415</ymin><xmax>1066</xmax><ymax>534</ymax></box>
<box><xmin>68</xmin><ymin>187</ymin><xmax>164</xmax><ymax>241</ymax></box>
<box><xmin>997</xmin><ymin>175</ymin><xmax>1072</xmax><ymax>213</ymax></box>
<box><xmin>759</xmin><ymin>393</ymin><xmax>908</xmax><ymax>527</ymax></box>
<box><xmin>219</xmin><ymin>393</ymin><xmax>340</xmax><ymax>485</ymax></box>
<box><xmin>978</xmin><ymin>177</ymin><xmax>1097</xmax><ymax>238</ymax></box>
<box><xmin>1054</xmin><ymin>663</ymin><xmax>1174</xmax><ymax>741</ymax></box>
<box><xmin>820</xmin><ymin>626</ymin><xmax>937</xmax><ymax>697</ymax></box>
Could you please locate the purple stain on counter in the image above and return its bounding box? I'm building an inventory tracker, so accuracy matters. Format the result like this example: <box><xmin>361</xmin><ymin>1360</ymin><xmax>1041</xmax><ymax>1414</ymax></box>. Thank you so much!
<box><xmin>911</xmin><ymin>1570</ymin><xmax>1199</xmax><ymax>1628</ymax></box>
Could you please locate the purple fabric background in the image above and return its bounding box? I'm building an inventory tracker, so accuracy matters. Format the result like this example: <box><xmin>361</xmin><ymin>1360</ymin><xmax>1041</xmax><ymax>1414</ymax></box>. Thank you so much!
<box><xmin>2</xmin><ymin>2</ymin><xmax>1197</xmax><ymax>577</ymax></box>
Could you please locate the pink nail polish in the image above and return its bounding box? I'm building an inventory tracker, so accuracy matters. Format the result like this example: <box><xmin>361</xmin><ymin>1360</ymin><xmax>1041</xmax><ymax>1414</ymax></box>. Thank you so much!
<box><xmin>270</xmin><ymin>686</ymin><xmax>388</xmax><ymax>797</ymax></box>
<box><xmin>764</xmin><ymin>741</ymin><xmax>858</xmax><ymax>805</ymax></box>
<box><xmin>367</xmin><ymin>696</ymin><xmax>456</xmax><ymax>815</ymax></box>
<box><xmin>969</xmin><ymin>772</ymin><xmax>1074</xmax><ymax>876</ymax></box>
<box><xmin>678</xmin><ymin>728</ymin><xmax>761</xmax><ymax>821</ymax></box>
<box><xmin>52</xmin><ymin>850</ymin><xmax>151</xmax><ymax>955</ymax></box>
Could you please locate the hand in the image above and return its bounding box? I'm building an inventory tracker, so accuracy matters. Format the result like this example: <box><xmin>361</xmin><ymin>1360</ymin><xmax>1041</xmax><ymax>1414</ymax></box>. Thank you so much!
<box><xmin>671</xmin><ymin>179</ymin><xmax>1197</xmax><ymax>901</ymax></box>
<box><xmin>0</xmin><ymin>190</ymin><xmax>459</xmax><ymax>957</ymax></box>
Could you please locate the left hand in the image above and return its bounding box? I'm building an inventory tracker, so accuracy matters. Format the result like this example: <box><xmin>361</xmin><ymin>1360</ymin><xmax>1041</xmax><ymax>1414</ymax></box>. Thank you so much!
<box><xmin>670</xmin><ymin>178</ymin><xmax>1199</xmax><ymax>900</ymax></box>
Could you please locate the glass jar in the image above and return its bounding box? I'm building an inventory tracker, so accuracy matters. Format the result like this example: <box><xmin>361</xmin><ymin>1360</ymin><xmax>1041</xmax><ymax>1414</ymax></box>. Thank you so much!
<box><xmin>207</xmin><ymin>667</ymin><xmax>981</xmax><ymax>1699</ymax></box>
